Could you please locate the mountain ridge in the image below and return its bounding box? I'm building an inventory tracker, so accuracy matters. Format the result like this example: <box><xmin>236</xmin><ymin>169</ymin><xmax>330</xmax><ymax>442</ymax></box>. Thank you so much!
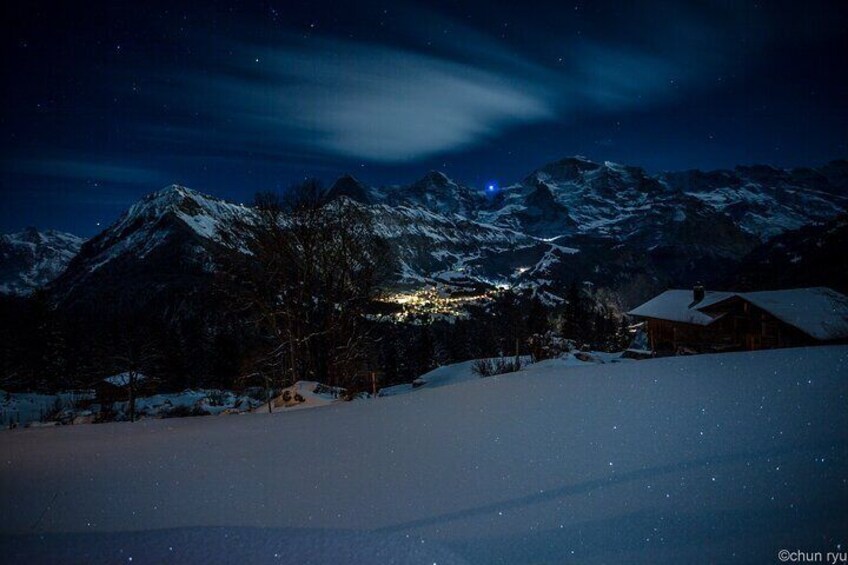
<box><xmin>2</xmin><ymin>157</ymin><xmax>846</xmax><ymax>309</ymax></box>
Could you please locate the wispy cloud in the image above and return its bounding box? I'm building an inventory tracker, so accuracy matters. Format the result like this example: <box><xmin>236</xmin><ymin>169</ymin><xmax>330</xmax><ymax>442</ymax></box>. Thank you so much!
<box><xmin>132</xmin><ymin>1</ymin><xmax>795</xmax><ymax>164</ymax></box>
<box><xmin>7</xmin><ymin>159</ymin><xmax>168</xmax><ymax>185</ymax></box>
<box><xmin>164</xmin><ymin>38</ymin><xmax>558</xmax><ymax>162</ymax></box>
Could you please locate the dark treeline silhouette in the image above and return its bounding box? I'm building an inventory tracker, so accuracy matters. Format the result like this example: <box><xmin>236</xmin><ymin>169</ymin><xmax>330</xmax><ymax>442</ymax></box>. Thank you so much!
<box><xmin>0</xmin><ymin>180</ymin><xmax>629</xmax><ymax>399</ymax></box>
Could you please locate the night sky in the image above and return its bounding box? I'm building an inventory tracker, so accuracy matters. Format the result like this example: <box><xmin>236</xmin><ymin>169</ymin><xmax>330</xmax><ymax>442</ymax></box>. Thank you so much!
<box><xmin>2</xmin><ymin>0</ymin><xmax>847</xmax><ymax>236</ymax></box>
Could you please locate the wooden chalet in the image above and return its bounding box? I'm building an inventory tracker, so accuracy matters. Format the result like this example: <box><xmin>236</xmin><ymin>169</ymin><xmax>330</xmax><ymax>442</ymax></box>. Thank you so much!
<box><xmin>628</xmin><ymin>286</ymin><xmax>848</xmax><ymax>355</ymax></box>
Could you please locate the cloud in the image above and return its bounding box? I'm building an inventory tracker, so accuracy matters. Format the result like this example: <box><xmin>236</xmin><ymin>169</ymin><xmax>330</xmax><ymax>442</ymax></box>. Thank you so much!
<box><xmin>137</xmin><ymin>1</ymin><xmax>785</xmax><ymax>164</ymax></box>
<box><xmin>169</xmin><ymin>38</ymin><xmax>558</xmax><ymax>162</ymax></box>
<box><xmin>6</xmin><ymin>159</ymin><xmax>168</xmax><ymax>185</ymax></box>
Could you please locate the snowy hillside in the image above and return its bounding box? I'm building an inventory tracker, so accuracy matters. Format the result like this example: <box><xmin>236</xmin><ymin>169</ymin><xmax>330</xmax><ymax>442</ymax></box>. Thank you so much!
<box><xmin>0</xmin><ymin>228</ymin><xmax>84</xmax><ymax>295</ymax></box>
<box><xmin>2</xmin><ymin>346</ymin><xmax>846</xmax><ymax>563</ymax></box>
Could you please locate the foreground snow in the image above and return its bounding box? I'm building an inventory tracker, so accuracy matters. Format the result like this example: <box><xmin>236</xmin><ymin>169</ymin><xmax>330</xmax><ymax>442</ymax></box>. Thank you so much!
<box><xmin>3</xmin><ymin>352</ymin><xmax>615</xmax><ymax>428</ymax></box>
<box><xmin>1</xmin><ymin>346</ymin><xmax>846</xmax><ymax>563</ymax></box>
<box><xmin>380</xmin><ymin>350</ymin><xmax>624</xmax><ymax>396</ymax></box>
<box><xmin>260</xmin><ymin>380</ymin><xmax>348</xmax><ymax>412</ymax></box>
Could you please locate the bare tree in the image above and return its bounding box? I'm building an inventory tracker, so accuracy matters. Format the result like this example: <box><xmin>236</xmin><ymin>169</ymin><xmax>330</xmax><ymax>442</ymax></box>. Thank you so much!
<box><xmin>222</xmin><ymin>179</ymin><xmax>394</xmax><ymax>396</ymax></box>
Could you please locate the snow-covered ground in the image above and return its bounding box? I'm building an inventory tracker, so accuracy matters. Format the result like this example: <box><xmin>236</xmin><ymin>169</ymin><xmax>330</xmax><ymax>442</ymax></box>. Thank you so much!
<box><xmin>1</xmin><ymin>346</ymin><xmax>846</xmax><ymax>563</ymax></box>
<box><xmin>123</xmin><ymin>389</ymin><xmax>262</xmax><ymax>417</ymax></box>
<box><xmin>0</xmin><ymin>390</ymin><xmax>94</xmax><ymax>428</ymax></box>
<box><xmin>380</xmin><ymin>351</ymin><xmax>626</xmax><ymax>397</ymax></box>
<box><xmin>2</xmin><ymin>353</ymin><xmax>616</xmax><ymax>427</ymax></box>
<box><xmin>260</xmin><ymin>380</ymin><xmax>348</xmax><ymax>412</ymax></box>
<box><xmin>1</xmin><ymin>389</ymin><xmax>264</xmax><ymax>428</ymax></box>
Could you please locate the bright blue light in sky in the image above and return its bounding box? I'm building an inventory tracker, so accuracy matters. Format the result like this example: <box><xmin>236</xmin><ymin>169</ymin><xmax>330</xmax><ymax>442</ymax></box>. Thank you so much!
<box><xmin>485</xmin><ymin>181</ymin><xmax>499</xmax><ymax>194</ymax></box>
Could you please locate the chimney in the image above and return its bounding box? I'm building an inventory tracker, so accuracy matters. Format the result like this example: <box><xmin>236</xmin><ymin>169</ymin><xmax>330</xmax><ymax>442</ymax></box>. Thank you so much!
<box><xmin>693</xmin><ymin>284</ymin><xmax>705</xmax><ymax>303</ymax></box>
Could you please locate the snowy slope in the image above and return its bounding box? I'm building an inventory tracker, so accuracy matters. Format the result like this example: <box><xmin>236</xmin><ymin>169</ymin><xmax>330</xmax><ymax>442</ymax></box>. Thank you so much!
<box><xmin>366</xmin><ymin>201</ymin><xmax>556</xmax><ymax>286</ymax></box>
<box><xmin>74</xmin><ymin>184</ymin><xmax>256</xmax><ymax>270</ymax></box>
<box><xmin>261</xmin><ymin>380</ymin><xmax>346</xmax><ymax>412</ymax></box>
<box><xmin>2</xmin><ymin>346</ymin><xmax>846</xmax><ymax>563</ymax></box>
<box><xmin>0</xmin><ymin>228</ymin><xmax>84</xmax><ymax>295</ymax></box>
<box><xmin>380</xmin><ymin>351</ymin><xmax>625</xmax><ymax>396</ymax></box>
<box><xmin>0</xmin><ymin>390</ymin><xmax>94</xmax><ymax>428</ymax></box>
<box><xmin>48</xmin><ymin>185</ymin><xmax>259</xmax><ymax>304</ymax></box>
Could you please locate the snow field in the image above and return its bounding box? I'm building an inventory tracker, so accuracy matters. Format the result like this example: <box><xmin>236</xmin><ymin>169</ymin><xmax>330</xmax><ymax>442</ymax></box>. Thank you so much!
<box><xmin>1</xmin><ymin>346</ymin><xmax>846</xmax><ymax>563</ymax></box>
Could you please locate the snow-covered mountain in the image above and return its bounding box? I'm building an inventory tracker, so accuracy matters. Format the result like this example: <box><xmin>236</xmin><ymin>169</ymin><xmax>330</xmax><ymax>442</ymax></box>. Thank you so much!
<box><xmin>49</xmin><ymin>185</ymin><xmax>257</xmax><ymax>307</ymax></box>
<box><xmin>72</xmin><ymin>184</ymin><xmax>254</xmax><ymax>269</ymax></box>
<box><xmin>349</xmin><ymin>156</ymin><xmax>846</xmax><ymax>265</ymax></box>
<box><xmin>361</xmin><ymin>157</ymin><xmax>845</xmax><ymax>302</ymax></box>
<box><xmin>49</xmin><ymin>183</ymin><xmax>566</xmax><ymax>310</ymax></box>
<box><xmin>0</xmin><ymin>228</ymin><xmax>84</xmax><ymax>295</ymax></box>
<box><xmin>479</xmin><ymin>156</ymin><xmax>847</xmax><ymax>243</ymax></box>
<box><xmin>8</xmin><ymin>157</ymin><xmax>845</xmax><ymax>311</ymax></box>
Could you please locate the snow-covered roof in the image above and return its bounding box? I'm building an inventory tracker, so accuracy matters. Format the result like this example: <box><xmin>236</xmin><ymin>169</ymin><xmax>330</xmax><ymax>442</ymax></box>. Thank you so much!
<box><xmin>629</xmin><ymin>287</ymin><xmax>848</xmax><ymax>340</ymax></box>
<box><xmin>627</xmin><ymin>289</ymin><xmax>735</xmax><ymax>325</ymax></box>
<box><xmin>103</xmin><ymin>372</ymin><xmax>148</xmax><ymax>387</ymax></box>
<box><xmin>737</xmin><ymin>288</ymin><xmax>848</xmax><ymax>341</ymax></box>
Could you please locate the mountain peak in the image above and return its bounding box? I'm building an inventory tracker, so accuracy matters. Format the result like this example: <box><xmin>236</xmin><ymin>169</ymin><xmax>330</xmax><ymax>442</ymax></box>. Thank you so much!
<box><xmin>384</xmin><ymin>170</ymin><xmax>485</xmax><ymax>216</ymax></box>
<box><xmin>334</xmin><ymin>173</ymin><xmax>360</xmax><ymax>183</ymax></box>
<box><xmin>19</xmin><ymin>226</ymin><xmax>44</xmax><ymax>241</ymax></box>
<box><xmin>130</xmin><ymin>184</ymin><xmax>229</xmax><ymax>218</ymax></box>
<box><xmin>529</xmin><ymin>156</ymin><xmax>602</xmax><ymax>182</ymax></box>
<box><xmin>416</xmin><ymin>170</ymin><xmax>452</xmax><ymax>186</ymax></box>
<box><xmin>93</xmin><ymin>184</ymin><xmax>252</xmax><ymax>251</ymax></box>
<box><xmin>147</xmin><ymin>184</ymin><xmax>204</xmax><ymax>203</ymax></box>
<box><xmin>327</xmin><ymin>174</ymin><xmax>371</xmax><ymax>204</ymax></box>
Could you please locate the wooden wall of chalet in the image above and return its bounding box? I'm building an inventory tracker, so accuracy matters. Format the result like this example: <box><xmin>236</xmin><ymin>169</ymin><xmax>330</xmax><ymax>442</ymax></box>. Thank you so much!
<box><xmin>646</xmin><ymin>298</ymin><xmax>816</xmax><ymax>355</ymax></box>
